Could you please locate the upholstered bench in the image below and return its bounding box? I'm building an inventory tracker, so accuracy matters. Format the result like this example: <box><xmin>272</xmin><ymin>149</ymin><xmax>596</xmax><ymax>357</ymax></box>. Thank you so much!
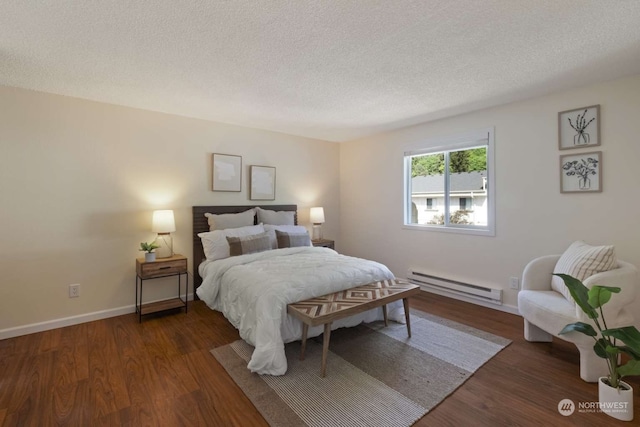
<box><xmin>287</xmin><ymin>279</ymin><xmax>420</xmax><ymax>377</ymax></box>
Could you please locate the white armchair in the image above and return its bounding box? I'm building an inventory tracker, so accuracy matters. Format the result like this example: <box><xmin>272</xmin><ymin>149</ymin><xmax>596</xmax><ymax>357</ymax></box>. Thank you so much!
<box><xmin>518</xmin><ymin>255</ymin><xmax>639</xmax><ymax>382</ymax></box>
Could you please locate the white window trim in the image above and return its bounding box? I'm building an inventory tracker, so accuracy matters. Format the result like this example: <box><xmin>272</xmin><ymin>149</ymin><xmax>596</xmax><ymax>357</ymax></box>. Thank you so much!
<box><xmin>403</xmin><ymin>127</ymin><xmax>495</xmax><ymax>237</ymax></box>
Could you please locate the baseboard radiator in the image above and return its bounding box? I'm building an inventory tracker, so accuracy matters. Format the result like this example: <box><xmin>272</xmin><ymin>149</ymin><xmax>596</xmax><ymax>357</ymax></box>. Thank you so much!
<box><xmin>407</xmin><ymin>269</ymin><xmax>503</xmax><ymax>305</ymax></box>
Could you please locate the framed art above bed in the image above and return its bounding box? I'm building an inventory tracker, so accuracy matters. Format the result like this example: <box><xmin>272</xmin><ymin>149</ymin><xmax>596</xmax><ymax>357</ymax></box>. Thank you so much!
<box><xmin>250</xmin><ymin>166</ymin><xmax>276</xmax><ymax>200</ymax></box>
<box><xmin>212</xmin><ymin>153</ymin><xmax>242</xmax><ymax>192</ymax></box>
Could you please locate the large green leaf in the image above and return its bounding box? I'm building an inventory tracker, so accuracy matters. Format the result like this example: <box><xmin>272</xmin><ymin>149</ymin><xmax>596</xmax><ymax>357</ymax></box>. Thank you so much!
<box><xmin>593</xmin><ymin>338</ymin><xmax>610</xmax><ymax>359</ymax></box>
<box><xmin>618</xmin><ymin>359</ymin><xmax>640</xmax><ymax>378</ymax></box>
<box><xmin>602</xmin><ymin>326</ymin><xmax>640</xmax><ymax>354</ymax></box>
<box><xmin>559</xmin><ymin>322</ymin><xmax>597</xmax><ymax>337</ymax></box>
<box><xmin>619</xmin><ymin>345</ymin><xmax>640</xmax><ymax>360</ymax></box>
<box><xmin>554</xmin><ymin>274</ymin><xmax>597</xmax><ymax>319</ymax></box>
<box><xmin>587</xmin><ymin>286</ymin><xmax>620</xmax><ymax>309</ymax></box>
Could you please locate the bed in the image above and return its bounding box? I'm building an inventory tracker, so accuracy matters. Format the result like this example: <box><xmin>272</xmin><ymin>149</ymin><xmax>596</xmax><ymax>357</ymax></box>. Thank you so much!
<box><xmin>192</xmin><ymin>205</ymin><xmax>405</xmax><ymax>375</ymax></box>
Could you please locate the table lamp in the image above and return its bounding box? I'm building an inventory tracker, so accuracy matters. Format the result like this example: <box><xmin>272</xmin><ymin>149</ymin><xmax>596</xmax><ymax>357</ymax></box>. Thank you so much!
<box><xmin>152</xmin><ymin>210</ymin><xmax>175</xmax><ymax>258</ymax></box>
<box><xmin>310</xmin><ymin>207</ymin><xmax>325</xmax><ymax>240</ymax></box>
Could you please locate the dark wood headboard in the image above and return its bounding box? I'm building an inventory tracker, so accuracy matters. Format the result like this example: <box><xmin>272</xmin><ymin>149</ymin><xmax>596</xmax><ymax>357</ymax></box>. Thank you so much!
<box><xmin>192</xmin><ymin>205</ymin><xmax>298</xmax><ymax>290</ymax></box>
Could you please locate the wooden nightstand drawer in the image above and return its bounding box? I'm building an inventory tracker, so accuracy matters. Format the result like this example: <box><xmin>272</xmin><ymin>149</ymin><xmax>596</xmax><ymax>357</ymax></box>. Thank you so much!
<box><xmin>312</xmin><ymin>239</ymin><xmax>335</xmax><ymax>249</ymax></box>
<box><xmin>136</xmin><ymin>256</ymin><xmax>187</xmax><ymax>279</ymax></box>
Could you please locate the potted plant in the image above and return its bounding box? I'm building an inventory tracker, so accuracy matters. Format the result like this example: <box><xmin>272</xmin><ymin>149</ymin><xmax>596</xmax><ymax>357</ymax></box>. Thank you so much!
<box><xmin>556</xmin><ymin>273</ymin><xmax>640</xmax><ymax>422</ymax></box>
<box><xmin>139</xmin><ymin>241</ymin><xmax>160</xmax><ymax>262</ymax></box>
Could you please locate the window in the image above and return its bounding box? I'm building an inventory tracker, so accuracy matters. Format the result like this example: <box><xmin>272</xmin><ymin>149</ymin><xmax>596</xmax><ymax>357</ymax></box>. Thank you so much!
<box><xmin>404</xmin><ymin>128</ymin><xmax>494</xmax><ymax>236</ymax></box>
<box><xmin>459</xmin><ymin>197</ymin><xmax>468</xmax><ymax>211</ymax></box>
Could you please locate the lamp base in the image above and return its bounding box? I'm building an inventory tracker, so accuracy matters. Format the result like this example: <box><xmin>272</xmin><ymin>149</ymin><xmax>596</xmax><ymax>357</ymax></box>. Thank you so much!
<box><xmin>155</xmin><ymin>233</ymin><xmax>173</xmax><ymax>258</ymax></box>
<box><xmin>312</xmin><ymin>224</ymin><xmax>322</xmax><ymax>240</ymax></box>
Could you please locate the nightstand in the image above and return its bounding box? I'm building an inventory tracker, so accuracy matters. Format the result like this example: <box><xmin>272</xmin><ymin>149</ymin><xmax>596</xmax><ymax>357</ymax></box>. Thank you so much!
<box><xmin>135</xmin><ymin>254</ymin><xmax>188</xmax><ymax>323</ymax></box>
<box><xmin>312</xmin><ymin>239</ymin><xmax>335</xmax><ymax>250</ymax></box>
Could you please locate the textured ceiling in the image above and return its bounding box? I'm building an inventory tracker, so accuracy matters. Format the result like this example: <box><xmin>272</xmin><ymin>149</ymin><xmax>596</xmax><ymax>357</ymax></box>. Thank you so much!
<box><xmin>2</xmin><ymin>1</ymin><xmax>640</xmax><ymax>142</ymax></box>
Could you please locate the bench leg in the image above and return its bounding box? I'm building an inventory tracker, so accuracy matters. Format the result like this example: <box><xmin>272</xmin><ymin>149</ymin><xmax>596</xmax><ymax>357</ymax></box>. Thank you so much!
<box><xmin>300</xmin><ymin>323</ymin><xmax>308</xmax><ymax>360</ymax></box>
<box><xmin>321</xmin><ymin>322</ymin><xmax>332</xmax><ymax>377</ymax></box>
<box><xmin>382</xmin><ymin>304</ymin><xmax>388</xmax><ymax>326</ymax></box>
<box><xmin>403</xmin><ymin>297</ymin><xmax>412</xmax><ymax>337</ymax></box>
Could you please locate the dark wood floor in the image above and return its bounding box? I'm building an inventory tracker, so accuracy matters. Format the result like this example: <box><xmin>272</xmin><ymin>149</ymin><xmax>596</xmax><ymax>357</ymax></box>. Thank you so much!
<box><xmin>1</xmin><ymin>292</ymin><xmax>637</xmax><ymax>426</ymax></box>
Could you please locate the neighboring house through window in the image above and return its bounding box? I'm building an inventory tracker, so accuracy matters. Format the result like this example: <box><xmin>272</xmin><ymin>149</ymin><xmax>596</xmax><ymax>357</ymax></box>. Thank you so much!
<box><xmin>404</xmin><ymin>128</ymin><xmax>495</xmax><ymax>236</ymax></box>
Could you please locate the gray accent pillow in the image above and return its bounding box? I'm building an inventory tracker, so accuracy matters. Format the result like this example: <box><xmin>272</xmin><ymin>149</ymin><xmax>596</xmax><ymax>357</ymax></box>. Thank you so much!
<box><xmin>276</xmin><ymin>230</ymin><xmax>311</xmax><ymax>248</ymax></box>
<box><xmin>264</xmin><ymin>224</ymin><xmax>309</xmax><ymax>248</ymax></box>
<box><xmin>256</xmin><ymin>207</ymin><xmax>295</xmax><ymax>226</ymax></box>
<box><xmin>226</xmin><ymin>232</ymin><xmax>272</xmax><ymax>256</ymax></box>
<box><xmin>205</xmin><ymin>208</ymin><xmax>255</xmax><ymax>231</ymax></box>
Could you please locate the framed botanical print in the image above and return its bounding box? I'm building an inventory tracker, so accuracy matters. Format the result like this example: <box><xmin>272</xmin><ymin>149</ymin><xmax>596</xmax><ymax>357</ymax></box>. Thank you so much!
<box><xmin>560</xmin><ymin>151</ymin><xmax>602</xmax><ymax>193</ymax></box>
<box><xmin>558</xmin><ymin>105</ymin><xmax>600</xmax><ymax>150</ymax></box>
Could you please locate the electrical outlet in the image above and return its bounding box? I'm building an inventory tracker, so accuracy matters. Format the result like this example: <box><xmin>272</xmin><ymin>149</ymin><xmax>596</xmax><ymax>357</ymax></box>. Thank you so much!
<box><xmin>509</xmin><ymin>277</ymin><xmax>520</xmax><ymax>290</ymax></box>
<box><xmin>69</xmin><ymin>284</ymin><xmax>80</xmax><ymax>298</ymax></box>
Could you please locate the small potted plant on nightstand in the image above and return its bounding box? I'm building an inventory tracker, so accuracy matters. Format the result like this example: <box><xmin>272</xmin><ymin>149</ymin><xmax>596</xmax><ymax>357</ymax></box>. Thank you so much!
<box><xmin>557</xmin><ymin>273</ymin><xmax>640</xmax><ymax>422</ymax></box>
<box><xmin>139</xmin><ymin>241</ymin><xmax>160</xmax><ymax>262</ymax></box>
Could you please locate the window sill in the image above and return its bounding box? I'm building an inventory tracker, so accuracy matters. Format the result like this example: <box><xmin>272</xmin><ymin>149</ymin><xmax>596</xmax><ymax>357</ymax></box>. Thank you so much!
<box><xmin>402</xmin><ymin>223</ymin><xmax>495</xmax><ymax>237</ymax></box>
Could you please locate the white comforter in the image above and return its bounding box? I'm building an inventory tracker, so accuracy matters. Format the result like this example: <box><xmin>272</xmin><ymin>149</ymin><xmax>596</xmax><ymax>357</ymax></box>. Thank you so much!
<box><xmin>196</xmin><ymin>246</ymin><xmax>404</xmax><ymax>375</ymax></box>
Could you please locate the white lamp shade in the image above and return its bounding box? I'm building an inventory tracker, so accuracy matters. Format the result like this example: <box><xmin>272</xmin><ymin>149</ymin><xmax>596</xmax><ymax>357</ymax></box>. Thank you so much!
<box><xmin>152</xmin><ymin>210</ymin><xmax>176</xmax><ymax>233</ymax></box>
<box><xmin>310</xmin><ymin>207</ymin><xmax>325</xmax><ymax>224</ymax></box>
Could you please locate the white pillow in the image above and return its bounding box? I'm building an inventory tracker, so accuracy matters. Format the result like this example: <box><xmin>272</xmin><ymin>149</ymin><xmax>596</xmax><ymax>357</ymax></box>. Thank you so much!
<box><xmin>264</xmin><ymin>224</ymin><xmax>309</xmax><ymax>249</ymax></box>
<box><xmin>256</xmin><ymin>207</ymin><xmax>295</xmax><ymax>226</ymax></box>
<box><xmin>199</xmin><ymin>224</ymin><xmax>265</xmax><ymax>261</ymax></box>
<box><xmin>551</xmin><ymin>240</ymin><xmax>617</xmax><ymax>302</ymax></box>
<box><xmin>205</xmin><ymin>208</ymin><xmax>255</xmax><ymax>231</ymax></box>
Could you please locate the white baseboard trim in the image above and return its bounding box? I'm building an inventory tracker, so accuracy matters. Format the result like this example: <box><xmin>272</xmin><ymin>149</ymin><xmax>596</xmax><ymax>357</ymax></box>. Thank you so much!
<box><xmin>1</xmin><ymin>287</ymin><xmax>519</xmax><ymax>341</ymax></box>
<box><xmin>417</xmin><ymin>285</ymin><xmax>520</xmax><ymax>316</ymax></box>
<box><xmin>0</xmin><ymin>294</ymin><xmax>195</xmax><ymax>340</ymax></box>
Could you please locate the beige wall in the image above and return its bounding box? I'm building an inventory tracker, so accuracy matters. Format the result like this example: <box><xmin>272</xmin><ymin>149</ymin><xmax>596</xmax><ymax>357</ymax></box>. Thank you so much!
<box><xmin>340</xmin><ymin>74</ymin><xmax>640</xmax><ymax>310</ymax></box>
<box><xmin>3</xmin><ymin>73</ymin><xmax>639</xmax><ymax>333</ymax></box>
<box><xmin>0</xmin><ymin>86</ymin><xmax>340</xmax><ymax>333</ymax></box>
